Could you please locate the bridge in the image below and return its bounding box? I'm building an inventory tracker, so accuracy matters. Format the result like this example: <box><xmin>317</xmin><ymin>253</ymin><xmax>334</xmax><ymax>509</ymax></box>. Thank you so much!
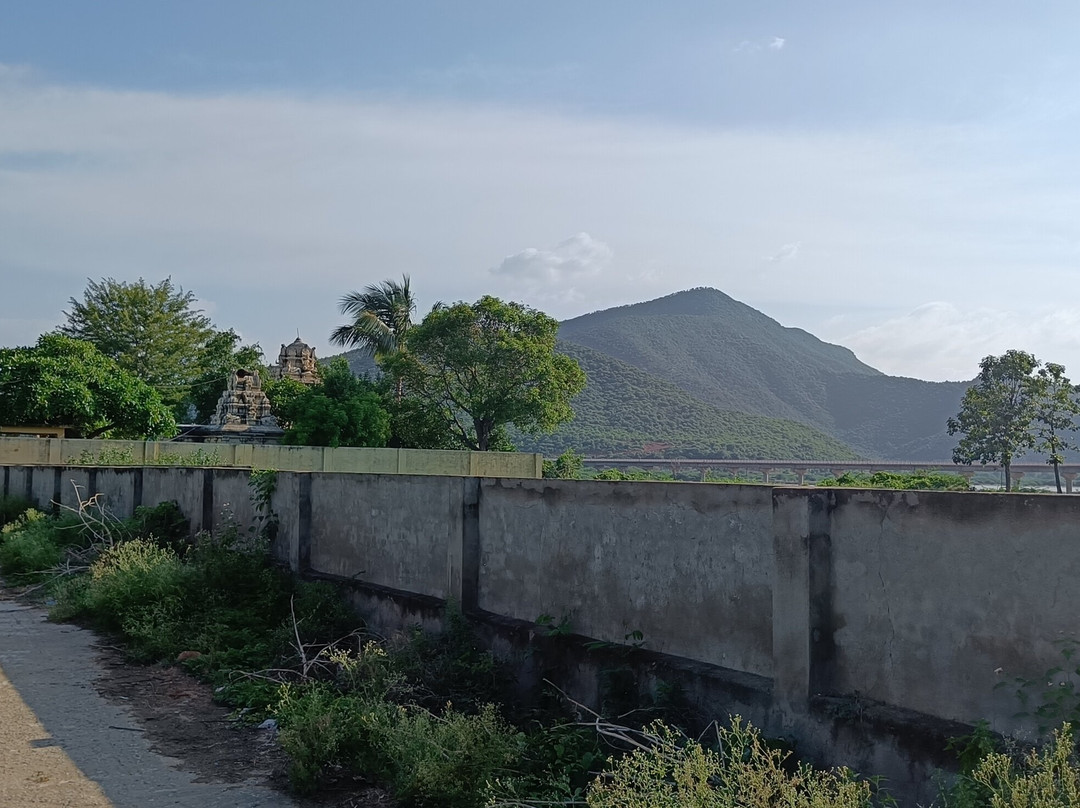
<box><xmin>581</xmin><ymin>458</ymin><xmax>1080</xmax><ymax>491</ymax></box>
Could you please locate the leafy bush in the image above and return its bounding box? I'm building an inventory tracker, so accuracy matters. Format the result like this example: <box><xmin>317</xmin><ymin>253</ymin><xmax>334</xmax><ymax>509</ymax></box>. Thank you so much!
<box><xmin>124</xmin><ymin>501</ymin><xmax>190</xmax><ymax>550</ymax></box>
<box><xmin>543</xmin><ymin>449</ymin><xmax>585</xmax><ymax>479</ymax></box>
<box><xmin>972</xmin><ymin>724</ymin><xmax>1080</xmax><ymax>807</ymax></box>
<box><xmin>817</xmin><ymin>470</ymin><xmax>971</xmax><ymax>491</ymax></box>
<box><xmin>0</xmin><ymin>509</ymin><xmax>82</xmax><ymax>580</ymax></box>
<box><xmin>0</xmin><ymin>494</ymin><xmax>33</xmax><ymax>527</ymax></box>
<box><xmin>585</xmin><ymin>717</ymin><xmax>877</xmax><ymax>808</ymax></box>
<box><xmin>278</xmin><ymin>685</ymin><xmax>524</xmax><ymax>807</ymax></box>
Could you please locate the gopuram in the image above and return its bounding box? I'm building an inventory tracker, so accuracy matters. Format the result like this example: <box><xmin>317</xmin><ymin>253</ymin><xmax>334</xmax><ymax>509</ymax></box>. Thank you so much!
<box><xmin>199</xmin><ymin>368</ymin><xmax>283</xmax><ymax>444</ymax></box>
<box><xmin>269</xmin><ymin>337</ymin><xmax>319</xmax><ymax>386</ymax></box>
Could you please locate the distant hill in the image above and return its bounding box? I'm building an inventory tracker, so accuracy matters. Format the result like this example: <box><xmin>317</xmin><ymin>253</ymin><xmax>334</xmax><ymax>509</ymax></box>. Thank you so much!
<box><xmin>324</xmin><ymin>288</ymin><xmax>971</xmax><ymax>460</ymax></box>
<box><xmin>558</xmin><ymin>288</ymin><xmax>968</xmax><ymax>459</ymax></box>
<box><xmin>516</xmin><ymin>342</ymin><xmax>860</xmax><ymax>460</ymax></box>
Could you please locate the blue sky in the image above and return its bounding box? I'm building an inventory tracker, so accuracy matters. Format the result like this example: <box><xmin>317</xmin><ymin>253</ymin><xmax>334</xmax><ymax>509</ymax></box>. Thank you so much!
<box><xmin>2</xmin><ymin>2</ymin><xmax>1080</xmax><ymax>380</ymax></box>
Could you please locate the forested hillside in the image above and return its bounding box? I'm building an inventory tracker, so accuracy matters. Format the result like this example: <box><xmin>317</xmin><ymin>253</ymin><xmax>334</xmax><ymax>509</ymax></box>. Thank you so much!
<box><xmin>558</xmin><ymin>288</ymin><xmax>968</xmax><ymax>459</ymax></box>
<box><xmin>516</xmin><ymin>343</ymin><xmax>860</xmax><ymax>460</ymax></box>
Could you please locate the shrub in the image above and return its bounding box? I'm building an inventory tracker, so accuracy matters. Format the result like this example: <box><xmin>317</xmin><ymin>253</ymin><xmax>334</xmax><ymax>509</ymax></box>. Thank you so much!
<box><xmin>0</xmin><ymin>493</ymin><xmax>33</xmax><ymax>527</ymax></box>
<box><xmin>80</xmin><ymin>539</ymin><xmax>188</xmax><ymax>631</ymax></box>
<box><xmin>817</xmin><ymin>470</ymin><xmax>970</xmax><ymax>491</ymax></box>
<box><xmin>973</xmin><ymin>724</ymin><xmax>1080</xmax><ymax>807</ymax></box>
<box><xmin>585</xmin><ymin>717</ymin><xmax>877</xmax><ymax>808</ymax></box>
<box><xmin>0</xmin><ymin>509</ymin><xmax>80</xmax><ymax>580</ymax></box>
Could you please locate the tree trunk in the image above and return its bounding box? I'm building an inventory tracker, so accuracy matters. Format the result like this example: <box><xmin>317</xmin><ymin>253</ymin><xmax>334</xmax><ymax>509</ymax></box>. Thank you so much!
<box><xmin>475</xmin><ymin>418</ymin><xmax>489</xmax><ymax>452</ymax></box>
<box><xmin>1054</xmin><ymin>460</ymin><xmax>1063</xmax><ymax>494</ymax></box>
<box><xmin>1004</xmin><ymin>463</ymin><xmax>1012</xmax><ymax>492</ymax></box>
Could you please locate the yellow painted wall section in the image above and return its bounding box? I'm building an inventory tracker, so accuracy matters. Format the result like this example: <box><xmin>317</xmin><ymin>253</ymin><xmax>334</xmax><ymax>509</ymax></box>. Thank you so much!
<box><xmin>0</xmin><ymin>437</ymin><xmax>541</xmax><ymax>478</ymax></box>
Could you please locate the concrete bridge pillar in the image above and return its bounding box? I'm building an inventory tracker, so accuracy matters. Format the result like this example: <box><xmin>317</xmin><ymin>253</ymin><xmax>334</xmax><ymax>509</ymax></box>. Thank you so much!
<box><xmin>793</xmin><ymin>467</ymin><xmax>807</xmax><ymax>486</ymax></box>
<box><xmin>700</xmin><ymin>467</ymin><xmax>711</xmax><ymax>482</ymax></box>
<box><xmin>1062</xmin><ymin>472</ymin><xmax>1077</xmax><ymax>494</ymax></box>
<box><xmin>761</xmin><ymin>468</ymin><xmax>774</xmax><ymax>484</ymax></box>
<box><xmin>829</xmin><ymin>468</ymin><xmax>847</xmax><ymax>480</ymax></box>
<box><xmin>956</xmin><ymin>469</ymin><xmax>974</xmax><ymax>482</ymax></box>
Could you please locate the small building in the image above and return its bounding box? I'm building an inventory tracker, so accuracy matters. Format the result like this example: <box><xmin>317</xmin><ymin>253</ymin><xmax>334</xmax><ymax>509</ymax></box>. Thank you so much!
<box><xmin>0</xmin><ymin>425</ymin><xmax>71</xmax><ymax>438</ymax></box>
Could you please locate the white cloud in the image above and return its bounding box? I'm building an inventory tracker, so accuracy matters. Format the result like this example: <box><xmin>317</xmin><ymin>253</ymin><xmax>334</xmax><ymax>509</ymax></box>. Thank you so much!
<box><xmin>734</xmin><ymin>37</ymin><xmax>786</xmax><ymax>54</ymax></box>
<box><xmin>765</xmin><ymin>241</ymin><xmax>801</xmax><ymax>262</ymax></box>
<box><xmin>490</xmin><ymin>233</ymin><xmax>614</xmax><ymax>308</ymax></box>
<box><xmin>493</xmin><ymin>232</ymin><xmax>613</xmax><ymax>281</ymax></box>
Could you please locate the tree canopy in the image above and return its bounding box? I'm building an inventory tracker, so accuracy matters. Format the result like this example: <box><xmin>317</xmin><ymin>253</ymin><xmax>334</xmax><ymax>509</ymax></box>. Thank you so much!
<box><xmin>276</xmin><ymin>358</ymin><xmax>390</xmax><ymax>448</ymax></box>
<box><xmin>383</xmin><ymin>296</ymin><xmax>586</xmax><ymax>451</ymax></box>
<box><xmin>946</xmin><ymin>349</ymin><xmax>1080</xmax><ymax>490</ymax></box>
<box><xmin>330</xmin><ymin>275</ymin><xmax>417</xmax><ymax>357</ymax></box>
<box><xmin>1030</xmin><ymin>362</ymin><xmax>1080</xmax><ymax>492</ymax></box>
<box><xmin>0</xmin><ymin>334</ymin><xmax>176</xmax><ymax>439</ymax></box>
<box><xmin>61</xmin><ymin>277</ymin><xmax>260</xmax><ymax>421</ymax></box>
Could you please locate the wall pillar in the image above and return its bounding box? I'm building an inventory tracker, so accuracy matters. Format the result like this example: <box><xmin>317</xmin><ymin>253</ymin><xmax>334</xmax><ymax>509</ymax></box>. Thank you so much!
<box><xmin>772</xmin><ymin>490</ymin><xmax>812</xmax><ymax>713</ymax></box>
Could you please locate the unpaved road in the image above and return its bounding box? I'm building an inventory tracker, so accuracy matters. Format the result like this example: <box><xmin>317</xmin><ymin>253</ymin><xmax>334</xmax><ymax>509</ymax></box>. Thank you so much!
<box><xmin>0</xmin><ymin>597</ymin><xmax>300</xmax><ymax>808</ymax></box>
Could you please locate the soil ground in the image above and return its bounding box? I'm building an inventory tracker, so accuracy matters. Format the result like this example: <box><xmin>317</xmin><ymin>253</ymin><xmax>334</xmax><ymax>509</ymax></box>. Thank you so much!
<box><xmin>91</xmin><ymin>645</ymin><xmax>393</xmax><ymax>808</ymax></box>
<box><xmin>0</xmin><ymin>586</ymin><xmax>392</xmax><ymax>808</ymax></box>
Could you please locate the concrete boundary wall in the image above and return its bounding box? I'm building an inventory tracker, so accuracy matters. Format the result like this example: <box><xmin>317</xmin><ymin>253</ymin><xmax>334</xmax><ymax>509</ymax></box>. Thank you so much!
<box><xmin>0</xmin><ymin>437</ymin><xmax>542</xmax><ymax>479</ymax></box>
<box><xmin>3</xmin><ymin>463</ymin><xmax>1077</xmax><ymax>801</ymax></box>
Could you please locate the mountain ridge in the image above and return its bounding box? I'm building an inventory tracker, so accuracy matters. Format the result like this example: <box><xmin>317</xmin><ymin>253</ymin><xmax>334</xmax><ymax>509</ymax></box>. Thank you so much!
<box><xmin>328</xmin><ymin>287</ymin><xmax>970</xmax><ymax>460</ymax></box>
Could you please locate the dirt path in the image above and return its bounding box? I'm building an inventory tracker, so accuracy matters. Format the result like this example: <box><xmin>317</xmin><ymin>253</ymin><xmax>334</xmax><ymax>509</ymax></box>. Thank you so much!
<box><xmin>0</xmin><ymin>596</ymin><xmax>300</xmax><ymax>808</ymax></box>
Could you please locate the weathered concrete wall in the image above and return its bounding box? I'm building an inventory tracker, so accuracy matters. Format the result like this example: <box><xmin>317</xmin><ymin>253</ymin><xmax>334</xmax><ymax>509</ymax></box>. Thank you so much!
<box><xmin>478</xmin><ymin>478</ymin><xmax>774</xmax><ymax>677</ymax></box>
<box><xmin>6</xmin><ymin>463</ymin><xmax>1080</xmax><ymax>802</ymax></box>
<box><xmin>0</xmin><ymin>437</ymin><xmax>542</xmax><ymax>479</ymax></box>
<box><xmin>823</xmin><ymin>488</ymin><xmax>1080</xmax><ymax>734</ymax></box>
<box><xmin>306</xmin><ymin>474</ymin><xmax>464</xmax><ymax>598</ymax></box>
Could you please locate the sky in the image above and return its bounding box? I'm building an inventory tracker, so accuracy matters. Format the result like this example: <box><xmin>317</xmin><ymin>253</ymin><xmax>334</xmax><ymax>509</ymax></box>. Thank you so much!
<box><xmin>2</xmin><ymin>1</ymin><xmax>1079</xmax><ymax>382</ymax></box>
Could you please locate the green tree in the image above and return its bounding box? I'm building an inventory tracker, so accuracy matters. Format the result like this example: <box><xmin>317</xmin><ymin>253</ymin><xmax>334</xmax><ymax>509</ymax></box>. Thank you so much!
<box><xmin>61</xmin><ymin>277</ymin><xmax>256</xmax><ymax>421</ymax></box>
<box><xmin>186</xmin><ymin>330</ymin><xmax>265</xmax><ymax>423</ymax></box>
<box><xmin>277</xmin><ymin>358</ymin><xmax>390</xmax><ymax>448</ymax></box>
<box><xmin>0</xmin><ymin>334</ymin><xmax>176</xmax><ymax>438</ymax></box>
<box><xmin>947</xmin><ymin>350</ymin><xmax>1039</xmax><ymax>491</ymax></box>
<box><xmin>1029</xmin><ymin>362</ymin><xmax>1080</xmax><ymax>493</ymax></box>
<box><xmin>383</xmin><ymin>296</ymin><xmax>587</xmax><ymax>451</ymax></box>
<box><xmin>330</xmin><ymin>275</ymin><xmax>417</xmax><ymax>357</ymax></box>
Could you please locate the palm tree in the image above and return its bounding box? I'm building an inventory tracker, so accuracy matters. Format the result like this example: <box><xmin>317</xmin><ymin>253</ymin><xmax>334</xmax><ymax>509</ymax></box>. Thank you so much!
<box><xmin>330</xmin><ymin>275</ymin><xmax>417</xmax><ymax>357</ymax></box>
<box><xmin>331</xmin><ymin>275</ymin><xmax>420</xmax><ymax>402</ymax></box>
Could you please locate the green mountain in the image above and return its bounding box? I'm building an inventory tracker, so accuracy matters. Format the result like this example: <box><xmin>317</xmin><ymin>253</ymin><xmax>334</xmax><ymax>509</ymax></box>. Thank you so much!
<box><xmin>326</xmin><ymin>288</ymin><xmax>970</xmax><ymax>460</ymax></box>
<box><xmin>557</xmin><ymin>288</ymin><xmax>968</xmax><ymax>459</ymax></box>
<box><xmin>517</xmin><ymin>342</ymin><xmax>860</xmax><ymax>460</ymax></box>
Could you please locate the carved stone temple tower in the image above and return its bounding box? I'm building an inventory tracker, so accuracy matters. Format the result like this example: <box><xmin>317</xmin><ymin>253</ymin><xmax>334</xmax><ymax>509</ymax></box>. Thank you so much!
<box><xmin>269</xmin><ymin>337</ymin><xmax>320</xmax><ymax>386</ymax></box>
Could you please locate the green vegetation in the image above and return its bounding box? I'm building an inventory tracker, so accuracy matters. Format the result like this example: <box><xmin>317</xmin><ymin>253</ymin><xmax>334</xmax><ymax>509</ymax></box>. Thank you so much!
<box><xmin>60</xmin><ymin>276</ymin><xmax>262</xmax><ymax>422</ymax></box>
<box><xmin>277</xmin><ymin>357</ymin><xmax>390</xmax><ymax>448</ymax></box>
<box><xmin>949</xmin><ymin>351</ymin><xmax>1080</xmax><ymax>491</ymax></box>
<box><xmin>0</xmin><ymin>494</ymin><xmax>32</xmax><ymax>528</ymax></box>
<box><xmin>68</xmin><ymin>446</ymin><xmax>224</xmax><ymax>466</ymax></box>
<box><xmin>556</xmin><ymin>287</ymin><xmax>970</xmax><ymax>460</ymax></box>
<box><xmin>519</xmin><ymin>342</ymin><xmax>861</xmax><ymax>460</ymax></box>
<box><xmin>587</xmin><ymin>718</ymin><xmax>875</xmax><ymax>808</ymax></box>
<box><xmin>383</xmin><ymin>295</ymin><xmax>586</xmax><ymax>451</ymax></box>
<box><xmin>0</xmin><ymin>333</ymin><xmax>177</xmax><ymax>438</ymax></box>
<box><xmin>817</xmin><ymin>470</ymin><xmax>971</xmax><ymax>491</ymax></box>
